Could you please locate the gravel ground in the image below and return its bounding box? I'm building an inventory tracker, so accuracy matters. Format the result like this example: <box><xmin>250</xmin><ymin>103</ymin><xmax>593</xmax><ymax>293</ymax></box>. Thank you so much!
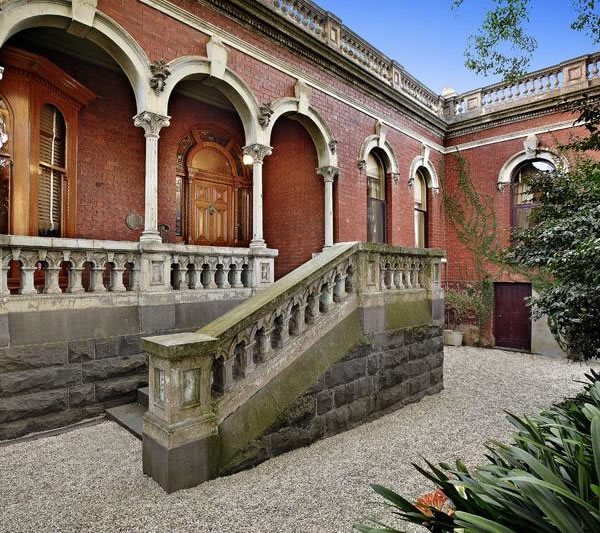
<box><xmin>1</xmin><ymin>346</ymin><xmax>598</xmax><ymax>533</ymax></box>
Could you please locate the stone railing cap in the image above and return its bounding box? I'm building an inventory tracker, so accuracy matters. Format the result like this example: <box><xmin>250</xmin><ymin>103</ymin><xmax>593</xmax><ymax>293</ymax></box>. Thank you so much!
<box><xmin>141</xmin><ymin>332</ymin><xmax>218</xmax><ymax>359</ymax></box>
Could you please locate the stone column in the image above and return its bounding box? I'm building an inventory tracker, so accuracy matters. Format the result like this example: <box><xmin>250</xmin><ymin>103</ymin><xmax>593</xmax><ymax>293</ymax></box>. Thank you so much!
<box><xmin>243</xmin><ymin>144</ymin><xmax>272</xmax><ymax>249</ymax></box>
<box><xmin>317</xmin><ymin>166</ymin><xmax>339</xmax><ymax>248</ymax></box>
<box><xmin>134</xmin><ymin>111</ymin><xmax>171</xmax><ymax>243</ymax></box>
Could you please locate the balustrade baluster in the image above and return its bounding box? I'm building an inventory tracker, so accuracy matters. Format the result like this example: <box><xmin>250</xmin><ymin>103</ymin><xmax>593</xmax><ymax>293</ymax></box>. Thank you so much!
<box><xmin>333</xmin><ymin>274</ymin><xmax>347</xmax><ymax>302</ymax></box>
<box><xmin>393</xmin><ymin>264</ymin><xmax>403</xmax><ymax>289</ymax></box>
<box><xmin>90</xmin><ymin>264</ymin><xmax>107</xmax><ymax>293</ymax></box>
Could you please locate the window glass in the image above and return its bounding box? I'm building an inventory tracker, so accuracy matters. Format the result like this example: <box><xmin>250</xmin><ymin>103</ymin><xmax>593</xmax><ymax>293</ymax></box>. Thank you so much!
<box><xmin>414</xmin><ymin>169</ymin><xmax>428</xmax><ymax>248</ymax></box>
<box><xmin>512</xmin><ymin>159</ymin><xmax>554</xmax><ymax>229</ymax></box>
<box><xmin>366</xmin><ymin>152</ymin><xmax>385</xmax><ymax>201</ymax></box>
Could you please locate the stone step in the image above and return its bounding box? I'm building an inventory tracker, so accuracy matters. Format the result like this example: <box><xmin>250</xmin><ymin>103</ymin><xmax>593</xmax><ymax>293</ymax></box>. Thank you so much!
<box><xmin>105</xmin><ymin>402</ymin><xmax>145</xmax><ymax>440</ymax></box>
<box><xmin>137</xmin><ymin>386</ymin><xmax>149</xmax><ymax>408</ymax></box>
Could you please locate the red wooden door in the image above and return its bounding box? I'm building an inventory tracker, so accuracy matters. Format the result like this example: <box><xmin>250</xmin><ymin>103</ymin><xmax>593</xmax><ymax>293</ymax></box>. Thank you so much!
<box><xmin>494</xmin><ymin>283</ymin><xmax>532</xmax><ymax>351</ymax></box>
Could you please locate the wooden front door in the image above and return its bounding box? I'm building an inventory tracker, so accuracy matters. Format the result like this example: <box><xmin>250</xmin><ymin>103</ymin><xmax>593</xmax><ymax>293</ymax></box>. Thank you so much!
<box><xmin>494</xmin><ymin>283</ymin><xmax>532</xmax><ymax>351</ymax></box>
<box><xmin>192</xmin><ymin>178</ymin><xmax>232</xmax><ymax>246</ymax></box>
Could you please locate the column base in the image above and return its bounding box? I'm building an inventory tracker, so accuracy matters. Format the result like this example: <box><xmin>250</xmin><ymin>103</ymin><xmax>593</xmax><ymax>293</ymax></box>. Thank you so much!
<box><xmin>140</xmin><ymin>231</ymin><xmax>162</xmax><ymax>243</ymax></box>
<box><xmin>249</xmin><ymin>239</ymin><xmax>266</xmax><ymax>249</ymax></box>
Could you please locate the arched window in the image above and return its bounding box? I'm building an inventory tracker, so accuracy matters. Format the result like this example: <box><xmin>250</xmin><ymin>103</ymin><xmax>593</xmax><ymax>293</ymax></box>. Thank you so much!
<box><xmin>512</xmin><ymin>159</ymin><xmax>554</xmax><ymax>229</ymax></box>
<box><xmin>366</xmin><ymin>151</ymin><xmax>386</xmax><ymax>243</ymax></box>
<box><xmin>38</xmin><ymin>104</ymin><xmax>66</xmax><ymax>237</ymax></box>
<box><xmin>414</xmin><ymin>169</ymin><xmax>428</xmax><ymax>248</ymax></box>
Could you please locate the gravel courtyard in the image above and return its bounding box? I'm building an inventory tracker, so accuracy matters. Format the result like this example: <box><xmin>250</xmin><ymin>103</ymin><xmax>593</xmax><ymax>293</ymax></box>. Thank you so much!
<box><xmin>1</xmin><ymin>346</ymin><xmax>597</xmax><ymax>533</ymax></box>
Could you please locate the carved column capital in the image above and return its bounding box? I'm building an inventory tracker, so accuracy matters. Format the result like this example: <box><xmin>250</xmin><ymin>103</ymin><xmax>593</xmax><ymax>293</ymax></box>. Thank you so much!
<box><xmin>317</xmin><ymin>166</ymin><xmax>339</xmax><ymax>183</ymax></box>
<box><xmin>243</xmin><ymin>144</ymin><xmax>273</xmax><ymax>164</ymax></box>
<box><xmin>133</xmin><ymin>111</ymin><xmax>171</xmax><ymax>137</ymax></box>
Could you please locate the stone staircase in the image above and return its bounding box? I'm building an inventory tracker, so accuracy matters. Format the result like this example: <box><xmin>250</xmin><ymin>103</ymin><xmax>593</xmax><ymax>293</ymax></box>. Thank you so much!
<box><xmin>105</xmin><ymin>387</ymin><xmax>149</xmax><ymax>439</ymax></box>
<box><xmin>131</xmin><ymin>243</ymin><xmax>446</xmax><ymax>492</ymax></box>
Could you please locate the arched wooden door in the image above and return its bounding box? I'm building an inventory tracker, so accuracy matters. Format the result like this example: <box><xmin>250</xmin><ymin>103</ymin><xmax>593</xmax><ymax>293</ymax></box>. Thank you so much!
<box><xmin>189</xmin><ymin>147</ymin><xmax>234</xmax><ymax>246</ymax></box>
<box><xmin>176</xmin><ymin>129</ymin><xmax>250</xmax><ymax>246</ymax></box>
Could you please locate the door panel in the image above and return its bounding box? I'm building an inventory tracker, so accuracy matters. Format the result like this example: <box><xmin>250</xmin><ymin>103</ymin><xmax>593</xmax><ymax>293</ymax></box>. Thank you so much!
<box><xmin>494</xmin><ymin>283</ymin><xmax>532</xmax><ymax>351</ymax></box>
<box><xmin>192</xmin><ymin>179</ymin><xmax>231</xmax><ymax>245</ymax></box>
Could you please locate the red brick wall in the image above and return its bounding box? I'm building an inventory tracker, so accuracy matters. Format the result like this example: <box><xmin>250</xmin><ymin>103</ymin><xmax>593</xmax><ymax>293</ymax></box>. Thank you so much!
<box><xmin>442</xmin><ymin>122</ymin><xmax>597</xmax><ymax>282</ymax></box>
<box><xmin>263</xmin><ymin>117</ymin><xmax>323</xmax><ymax>279</ymax></box>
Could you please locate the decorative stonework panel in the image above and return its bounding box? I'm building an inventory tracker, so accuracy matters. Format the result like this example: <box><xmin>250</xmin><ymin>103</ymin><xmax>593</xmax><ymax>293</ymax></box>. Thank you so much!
<box><xmin>151</xmin><ymin>261</ymin><xmax>164</xmax><ymax>285</ymax></box>
<box><xmin>182</xmin><ymin>368</ymin><xmax>201</xmax><ymax>406</ymax></box>
<box><xmin>155</xmin><ymin>368</ymin><xmax>166</xmax><ymax>404</ymax></box>
<box><xmin>260</xmin><ymin>262</ymin><xmax>270</xmax><ymax>283</ymax></box>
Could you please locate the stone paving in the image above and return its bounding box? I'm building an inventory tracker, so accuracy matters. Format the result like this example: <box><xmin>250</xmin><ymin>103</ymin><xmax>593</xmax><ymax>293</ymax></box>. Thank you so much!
<box><xmin>1</xmin><ymin>346</ymin><xmax>597</xmax><ymax>533</ymax></box>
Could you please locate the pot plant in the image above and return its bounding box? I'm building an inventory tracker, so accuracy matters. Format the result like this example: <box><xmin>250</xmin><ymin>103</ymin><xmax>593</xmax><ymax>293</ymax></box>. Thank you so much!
<box><xmin>443</xmin><ymin>287</ymin><xmax>478</xmax><ymax>346</ymax></box>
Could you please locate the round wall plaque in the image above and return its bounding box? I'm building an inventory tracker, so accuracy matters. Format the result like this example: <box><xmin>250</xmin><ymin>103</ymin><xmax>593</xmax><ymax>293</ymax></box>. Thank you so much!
<box><xmin>126</xmin><ymin>212</ymin><xmax>143</xmax><ymax>230</ymax></box>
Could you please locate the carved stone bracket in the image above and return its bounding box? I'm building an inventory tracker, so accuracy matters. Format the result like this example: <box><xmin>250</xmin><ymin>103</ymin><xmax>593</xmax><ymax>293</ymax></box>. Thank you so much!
<box><xmin>407</xmin><ymin>175</ymin><xmax>415</xmax><ymax>188</ymax></box>
<box><xmin>390</xmin><ymin>173</ymin><xmax>400</xmax><ymax>185</ymax></box>
<box><xmin>150</xmin><ymin>60</ymin><xmax>171</xmax><ymax>95</ymax></box>
<box><xmin>317</xmin><ymin>166</ymin><xmax>340</xmax><ymax>183</ymax></box>
<box><xmin>357</xmin><ymin>159</ymin><xmax>366</xmax><ymax>171</ymax></box>
<box><xmin>258</xmin><ymin>103</ymin><xmax>274</xmax><ymax>129</ymax></box>
<box><xmin>328</xmin><ymin>139</ymin><xmax>338</xmax><ymax>155</ymax></box>
<box><xmin>243</xmin><ymin>143</ymin><xmax>273</xmax><ymax>163</ymax></box>
<box><xmin>432</xmin><ymin>187</ymin><xmax>440</xmax><ymax>197</ymax></box>
<box><xmin>133</xmin><ymin>111</ymin><xmax>171</xmax><ymax>137</ymax></box>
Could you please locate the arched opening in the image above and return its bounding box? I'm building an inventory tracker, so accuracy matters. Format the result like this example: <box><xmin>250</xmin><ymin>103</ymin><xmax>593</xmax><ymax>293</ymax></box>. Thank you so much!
<box><xmin>1</xmin><ymin>27</ymin><xmax>143</xmax><ymax>240</ymax></box>
<box><xmin>160</xmin><ymin>68</ymin><xmax>253</xmax><ymax>246</ymax></box>
<box><xmin>414</xmin><ymin>168</ymin><xmax>428</xmax><ymax>248</ymax></box>
<box><xmin>511</xmin><ymin>158</ymin><xmax>555</xmax><ymax>230</ymax></box>
<box><xmin>172</xmin><ymin>126</ymin><xmax>250</xmax><ymax>246</ymax></box>
<box><xmin>366</xmin><ymin>149</ymin><xmax>388</xmax><ymax>243</ymax></box>
<box><xmin>263</xmin><ymin>116</ymin><xmax>323</xmax><ymax>279</ymax></box>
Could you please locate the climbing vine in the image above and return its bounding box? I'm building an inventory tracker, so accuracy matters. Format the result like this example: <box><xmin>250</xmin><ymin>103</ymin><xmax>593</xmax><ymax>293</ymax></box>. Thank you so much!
<box><xmin>439</xmin><ymin>152</ymin><xmax>503</xmax><ymax>333</ymax></box>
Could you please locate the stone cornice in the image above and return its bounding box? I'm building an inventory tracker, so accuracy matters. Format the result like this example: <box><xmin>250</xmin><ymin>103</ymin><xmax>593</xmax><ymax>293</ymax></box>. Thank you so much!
<box><xmin>196</xmin><ymin>0</ymin><xmax>447</xmax><ymax>136</ymax></box>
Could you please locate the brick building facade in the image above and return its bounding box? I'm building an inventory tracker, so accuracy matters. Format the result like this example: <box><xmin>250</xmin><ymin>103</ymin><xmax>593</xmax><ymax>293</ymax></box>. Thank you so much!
<box><xmin>0</xmin><ymin>0</ymin><xmax>597</xmax><ymax>441</ymax></box>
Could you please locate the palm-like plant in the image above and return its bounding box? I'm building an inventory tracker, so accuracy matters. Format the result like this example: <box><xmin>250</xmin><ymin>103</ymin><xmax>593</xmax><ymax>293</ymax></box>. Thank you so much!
<box><xmin>356</xmin><ymin>370</ymin><xmax>600</xmax><ymax>533</ymax></box>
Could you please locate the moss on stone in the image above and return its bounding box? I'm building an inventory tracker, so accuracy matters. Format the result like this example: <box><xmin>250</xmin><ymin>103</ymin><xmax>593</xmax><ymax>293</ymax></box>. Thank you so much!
<box><xmin>384</xmin><ymin>299</ymin><xmax>432</xmax><ymax>330</ymax></box>
<box><xmin>219</xmin><ymin>311</ymin><xmax>363</xmax><ymax>470</ymax></box>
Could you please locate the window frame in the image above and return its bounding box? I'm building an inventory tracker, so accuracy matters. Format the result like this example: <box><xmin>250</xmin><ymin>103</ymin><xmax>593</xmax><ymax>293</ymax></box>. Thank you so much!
<box><xmin>413</xmin><ymin>168</ymin><xmax>428</xmax><ymax>248</ymax></box>
<box><xmin>511</xmin><ymin>158</ymin><xmax>554</xmax><ymax>230</ymax></box>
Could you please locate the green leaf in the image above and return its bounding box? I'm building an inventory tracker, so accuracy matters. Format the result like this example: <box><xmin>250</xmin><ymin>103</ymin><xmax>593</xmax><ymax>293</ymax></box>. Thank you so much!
<box><xmin>454</xmin><ymin>512</ymin><xmax>517</xmax><ymax>533</ymax></box>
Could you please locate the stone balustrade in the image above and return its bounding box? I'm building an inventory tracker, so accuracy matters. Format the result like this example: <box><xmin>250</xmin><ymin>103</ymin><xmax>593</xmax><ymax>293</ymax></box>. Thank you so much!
<box><xmin>268</xmin><ymin>0</ymin><xmax>327</xmax><ymax>41</ymax></box>
<box><xmin>0</xmin><ymin>235</ymin><xmax>277</xmax><ymax>301</ymax></box>
<box><xmin>256</xmin><ymin>0</ymin><xmax>600</xmax><ymax>122</ymax></box>
<box><xmin>255</xmin><ymin>0</ymin><xmax>441</xmax><ymax>115</ymax></box>
<box><xmin>140</xmin><ymin>242</ymin><xmax>444</xmax><ymax>491</ymax></box>
<box><xmin>448</xmin><ymin>53</ymin><xmax>600</xmax><ymax>119</ymax></box>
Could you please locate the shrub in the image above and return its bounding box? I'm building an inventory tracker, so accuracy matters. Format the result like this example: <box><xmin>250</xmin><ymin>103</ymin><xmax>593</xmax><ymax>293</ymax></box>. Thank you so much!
<box><xmin>356</xmin><ymin>369</ymin><xmax>600</xmax><ymax>532</ymax></box>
